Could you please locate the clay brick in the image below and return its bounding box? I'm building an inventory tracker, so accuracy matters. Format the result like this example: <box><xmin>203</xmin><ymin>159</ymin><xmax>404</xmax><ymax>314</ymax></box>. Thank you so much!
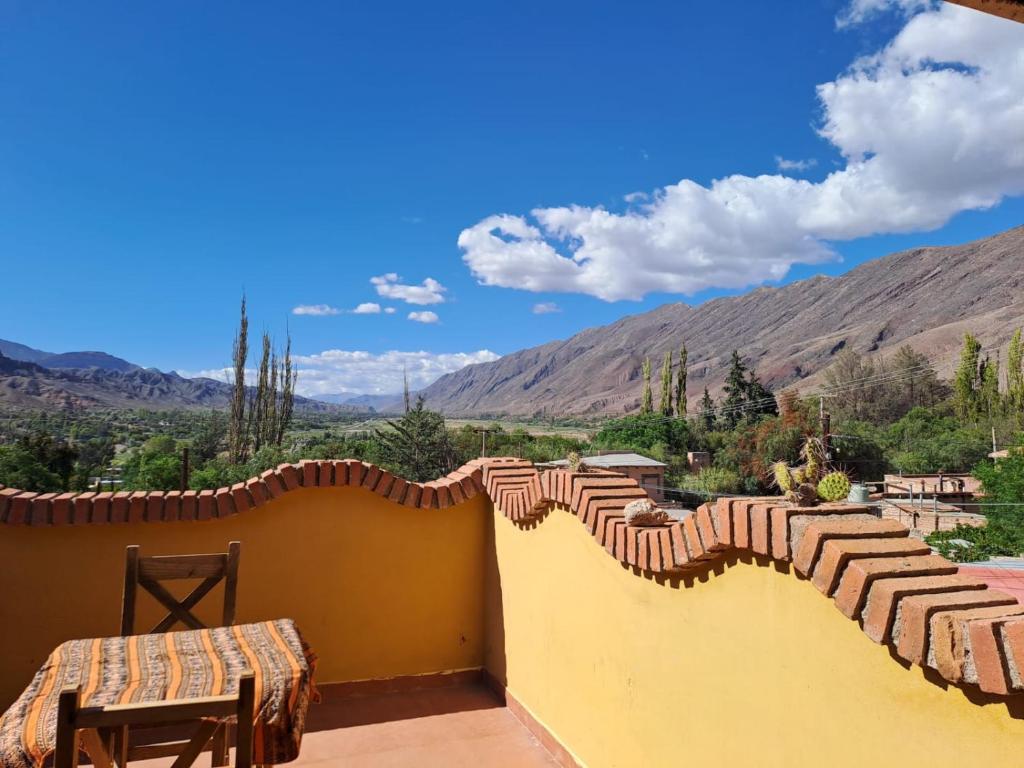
<box><xmin>434</xmin><ymin>484</ymin><xmax>453</xmax><ymax>509</ymax></box>
<box><xmin>162</xmin><ymin>492</ymin><xmax>182</xmax><ymax>521</ymax></box>
<box><xmin>794</xmin><ymin>518</ymin><xmax>908</xmax><ymax>576</ymax></box>
<box><xmin>811</xmin><ymin>537</ymin><xmax>931</xmax><ymax>596</ymax></box>
<box><xmin>260</xmin><ymin>469</ymin><xmax>285</xmax><ymax>498</ymax></box>
<box><xmin>299</xmin><ymin>460</ymin><xmax>317</xmax><ymax>487</ymax></box>
<box><xmin>895</xmin><ymin>591</ymin><xmax>1018</xmax><ymax>665</ymax></box>
<box><xmin>31</xmin><ymin>493</ymin><xmax>57</xmax><ymax>526</ymax></box>
<box><xmin>731</xmin><ymin>499</ymin><xmax>755</xmax><ymax>549</ymax></box>
<box><xmin>91</xmin><ymin>493</ymin><xmax>112</xmax><ymax>524</ymax></box>
<box><xmin>458</xmin><ymin>475</ymin><xmax>479</xmax><ymax>499</ymax></box>
<box><xmin>197</xmin><ymin>490</ymin><xmax>215</xmax><ymax>521</ymax></box>
<box><xmin>387</xmin><ymin>477</ymin><xmax>409</xmax><ymax>504</ymax></box>
<box><xmin>110</xmin><ymin>492</ymin><xmax>131</xmax><ymax>524</ymax></box>
<box><xmin>714</xmin><ymin>497</ymin><xmax>734</xmax><ymax>547</ymax></box>
<box><xmin>147</xmin><ymin>493</ymin><xmax>168</xmax><ymax>522</ymax></box>
<box><xmin>772</xmin><ymin>504</ymin><xmax>875</xmax><ymax>562</ymax></box>
<box><xmin>695</xmin><ymin>504</ymin><xmax>724</xmax><ymax>551</ymax></box>
<box><xmin>420</xmin><ymin>484</ymin><xmax>436</xmax><ymax>509</ymax></box>
<box><xmin>230</xmin><ymin>483</ymin><xmax>253</xmax><ymax>513</ymax></box>
<box><xmin>180</xmin><ymin>490</ymin><xmax>198</xmax><ymax>521</ymax></box>
<box><xmin>579</xmin><ymin>488</ymin><xmax>646</xmax><ymax>529</ymax></box>
<box><xmin>8</xmin><ymin>492</ymin><xmax>37</xmax><ymax>525</ymax></box>
<box><xmin>245</xmin><ymin>478</ymin><xmax>270</xmax><ymax>506</ymax></box>
<box><xmin>0</xmin><ymin>487</ymin><xmax>19</xmax><ymax>522</ymax></box>
<box><xmin>316</xmin><ymin>461</ymin><xmax>334</xmax><ymax>487</ymax></box>
<box><xmin>1002</xmin><ymin>620</ymin><xmax>1024</xmax><ymax>691</ymax></box>
<box><xmin>570</xmin><ymin>476</ymin><xmax>637</xmax><ymax>513</ymax></box>
<box><xmin>214</xmin><ymin>488</ymin><xmax>236</xmax><ymax>517</ymax></box>
<box><xmin>362</xmin><ymin>465</ymin><xmax>382</xmax><ymax>492</ymax></box>
<box><xmin>638</xmin><ymin>530</ymin><xmax>652</xmax><ymax>571</ymax></box>
<box><xmin>374</xmin><ymin>471</ymin><xmax>396</xmax><ymax>497</ymax></box>
<box><xmin>969</xmin><ymin>617</ymin><xmax>1018</xmax><ymax>694</ymax></box>
<box><xmin>447</xmin><ymin>478</ymin><xmax>466</xmax><ymax>505</ymax></box>
<box><xmin>277</xmin><ymin>463</ymin><xmax>301</xmax><ymax>491</ymax></box>
<box><xmin>345</xmin><ymin>460</ymin><xmax>365</xmax><ymax>486</ymax></box>
<box><xmin>333</xmin><ymin>461</ymin><xmax>349</xmax><ymax>486</ymax></box>
<box><xmin>861</xmin><ymin>574</ymin><xmax>987</xmax><ymax>643</ymax></box>
<box><xmin>595</xmin><ymin>508</ymin><xmax>627</xmax><ymax>545</ymax></box>
<box><xmin>402</xmin><ymin>483</ymin><xmax>422</xmax><ymax>508</ymax></box>
<box><xmin>73</xmin><ymin>493</ymin><xmax>95</xmax><ymax>525</ymax></box>
<box><xmin>625</xmin><ymin>525</ymin><xmax>641</xmax><ymax>567</ymax></box>
<box><xmin>749</xmin><ymin>502</ymin><xmax>783</xmax><ymax>556</ymax></box>
<box><xmin>667</xmin><ymin>522</ymin><xmax>691</xmax><ymax>568</ymax></box>
<box><xmin>683</xmin><ymin>514</ymin><xmax>707</xmax><ymax>560</ymax></box>
<box><xmin>931</xmin><ymin>604</ymin><xmax>1024</xmax><ymax>683</ymax></box>
<box><xmin>50</xmin><ymin>493</ymin><xmax>75</xmax><ymax>526</ymax></box>
<box><xmin>128</xmin><ymin>492</ymin><xmax>148</xmax><ymax>524</ymax></box>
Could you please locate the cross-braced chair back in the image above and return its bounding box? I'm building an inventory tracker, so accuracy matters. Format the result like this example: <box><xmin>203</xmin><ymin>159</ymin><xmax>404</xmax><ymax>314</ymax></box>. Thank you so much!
<box><xmin>120</xmin><ymin>541</ymin><xmax>241</xmax><ymax>636</ymax></box>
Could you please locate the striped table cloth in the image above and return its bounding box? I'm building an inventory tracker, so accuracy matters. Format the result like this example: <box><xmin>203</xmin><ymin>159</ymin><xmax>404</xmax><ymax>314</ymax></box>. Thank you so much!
<box><xmin>0</xmin><ymin>619</ymin><xmax>317</xmax><ymax>767</ymax></box>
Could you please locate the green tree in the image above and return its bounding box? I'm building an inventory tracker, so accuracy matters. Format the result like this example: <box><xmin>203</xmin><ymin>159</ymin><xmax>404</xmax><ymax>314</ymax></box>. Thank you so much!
<box><xmin>659</xmin><ymin>351</ymin><xmax>673</xmax><ymax>416</ymax></box>
<box><xmin>1009</xmin><ymin>329</ymin><xmax>1024</xmax><ymax>425</ymax></box>
<box><xmin>592</xmin><ymin>413</ymin><xmax>689</xmax><ymax>456</ymax></box>
<box><xmin>953</xmin><ymin>332</ymin><xmax>983</xmax><ymax>421</ymax></box>
<box><xmin>640</xmin><ymin>357</ymin><xmax>653</xmax><ymax>414</ymax></box>
<box><xmin>721</xmin><ymin>351</ymin><xmax>748</xmax><ymax>429</ymax></box>
<box><xmin>979</xmin><ymin>353</ymin><xmax>1002</xmax><ymax>420</ymax></box>
<box><xmin>0</xmin><ymin>444</ymin><xmax>61</xmax><ymax>492</ymax></box>
<box><xmin>376</xmin><ymin>397</ymin><xmax>456</xmax><ymax>482</ymax></box>
<box><xmin>675</xmin><ymin>344</ymin><xmax>688</xmax><ymax>417</ymax></box>
<box><xmin>699</xmin><ymin>387</ymin><xmax>715</xmax><ymax>432</ymax></box>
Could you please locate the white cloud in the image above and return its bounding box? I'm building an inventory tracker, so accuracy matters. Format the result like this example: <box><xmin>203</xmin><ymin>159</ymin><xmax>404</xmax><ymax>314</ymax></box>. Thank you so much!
<box><xmin>624</xmin><ymin>191</ymin><xmax>647</xmax><ymax>203</ymax></box>
<box><xmin>408</xmin><ymin>310</ymin><xmax>440</xmax><ymax>324</ymax></box>
<box><xmin>371</xmin><ymin>273</ymin><xmax>447</xmax><ymax>305</ymax></box>
<box><xmin>459</xmin><ymin>4</ymin><xmax>1024</xmax><ymax>302</ymax></box>
<box><xmin>774</xmin><ymin>155</ymin><xmax>817</xmax><ymax>172</ymax></box>
<box><xmin>292</xmin><ymin>349</ymin><xmax>500</xmax><ymax>395</ymax></box>
<box><xmin>532</xmin><ymin>302</ymin><xmax>561</xmax><ymax>314</ymax></box>
<box><xmin>292</xmin><ymin>304</ymin><xmax>340</xmax><ymax>316</ymax></box>
<box><xmin>384</xmin><ymin>307</ymin><xmax>396</xmax><ymax>314</ymax></box>
<box><xmin>183</xmin><ymin>349</ymin><xmax>500</xmax><ymax>397</ymax></box>
<box><xmin>352</xmin><ymin>302</ymin><xmax>382</xmax><ymax>314</ymax></box>
<box><xmin>837</xmin><ymin>0</ymin><xmax>934</xmax><ymax>28</ymax></box>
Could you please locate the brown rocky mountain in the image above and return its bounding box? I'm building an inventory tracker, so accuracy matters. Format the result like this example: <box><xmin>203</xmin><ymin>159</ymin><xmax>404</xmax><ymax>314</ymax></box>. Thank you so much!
<box><xmin>0</xmin><ymin>353</ymin><xmax>340</xmax><ymax>412</ymax></box>
<box><xmin>419</xmin><ymin>225</ymin><xmax>1024</xmax><ymax>417</ymax></box>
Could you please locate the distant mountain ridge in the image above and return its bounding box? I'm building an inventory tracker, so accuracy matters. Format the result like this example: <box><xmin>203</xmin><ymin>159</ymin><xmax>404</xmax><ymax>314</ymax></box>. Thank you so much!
<box><xmin>418</xmin><ymin>225</ymin><xmax>1024</xmax><ymax>417</ymax></box>
<box><xmin>0</xmin><ymin>348</ymin><xmax>340</xmax><ymax>412</ymax></box>
<box><xmin>0</xmin><ymin>339</ymin><xmax>139</xmax><ymax>373</ymax></box>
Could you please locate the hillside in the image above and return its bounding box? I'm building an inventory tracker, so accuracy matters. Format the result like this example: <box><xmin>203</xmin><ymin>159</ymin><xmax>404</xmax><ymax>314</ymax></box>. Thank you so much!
<box><xmin>419</xmin><ymin>226</ymin><xmax>1024</xmax><ymax>417</ymax></box>
<box><xmin>0</xmin><ymin>352</ymin><xmax>337</xmax><ymax>412</ymax></box>
<box><xmin>0</xmin><ymin>339</ymin><xmax>139</xmax><ymax>372</ymax></box>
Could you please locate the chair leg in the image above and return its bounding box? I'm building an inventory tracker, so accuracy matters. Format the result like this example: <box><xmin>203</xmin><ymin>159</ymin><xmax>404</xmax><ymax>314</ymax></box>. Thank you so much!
<box><xmin>211</xmin><ymin>722</ymin><xmax>229</xmax><ymax>767</ymax></box>
<box><xmin>112</xmin><ymin>725</ymin><xmax>129</xmax><ymax>767</ymax></box>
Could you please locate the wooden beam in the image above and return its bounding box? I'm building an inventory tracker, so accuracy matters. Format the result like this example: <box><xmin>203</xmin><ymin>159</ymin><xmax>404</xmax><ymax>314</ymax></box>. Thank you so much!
<box><xmin>945</xmin><ymin>0</ymin><xmax>1024</xmax><ymax>23</ymax></box>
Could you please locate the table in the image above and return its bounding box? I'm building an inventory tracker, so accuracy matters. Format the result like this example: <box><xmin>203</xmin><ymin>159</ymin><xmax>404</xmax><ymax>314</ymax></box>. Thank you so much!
<box><xmin>0</xmin><ymin>619</ymin><xmax>316</xmax><ymax>767</ymax></box>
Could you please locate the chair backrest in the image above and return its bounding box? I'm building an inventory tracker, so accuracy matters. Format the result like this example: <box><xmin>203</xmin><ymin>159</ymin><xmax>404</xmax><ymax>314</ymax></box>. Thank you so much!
<box><xmin>120</xmin><ymin>541</ymin><xmax>241</xmax><ymax>636</ymax></box>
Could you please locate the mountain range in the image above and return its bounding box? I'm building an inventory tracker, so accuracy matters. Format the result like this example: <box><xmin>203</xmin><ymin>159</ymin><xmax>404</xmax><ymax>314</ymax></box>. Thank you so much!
<box><xmin>0</xmin><ymin>342</ymin><xmax>338</xmax><ymax>412</ymax></box>
<box><xmin>3</xmin><ymin>225</ymin><xmax>1022</xmax><ymax>416</ymax></box>
<box><xmin>417</xmin><ymin>225</ymin><xmax>1024</xmax><ymax>417</ymax></box>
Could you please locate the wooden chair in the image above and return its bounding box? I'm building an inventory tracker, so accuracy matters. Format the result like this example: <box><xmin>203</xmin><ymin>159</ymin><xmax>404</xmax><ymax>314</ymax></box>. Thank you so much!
<box><xmin>120</xmin><ymin>541</ymin><xmax>241</xmax><ymax>636</ymax></box>
<box><xmin>116</xmin><ymin>542</ymin><xmax>242</xmax><ymax>767</ymax></box>
<box><xmin>53</xmin><ymin>670</ymin><xmax>255</xmax><ymax>768</ymax></box>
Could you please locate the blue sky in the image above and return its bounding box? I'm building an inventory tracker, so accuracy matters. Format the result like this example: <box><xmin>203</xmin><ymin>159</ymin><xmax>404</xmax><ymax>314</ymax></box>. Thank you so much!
<box><xmin>1</xmin><ymin>1</ymin><xmax>1021</xmax><ymax>395</ymax></box>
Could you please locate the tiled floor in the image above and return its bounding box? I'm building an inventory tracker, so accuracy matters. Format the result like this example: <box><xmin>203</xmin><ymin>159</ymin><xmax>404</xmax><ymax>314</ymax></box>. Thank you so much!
<box><xmin>135</xmin><ymin>684</ymin><xmax>559</xmax><ymax>767</ymax></box>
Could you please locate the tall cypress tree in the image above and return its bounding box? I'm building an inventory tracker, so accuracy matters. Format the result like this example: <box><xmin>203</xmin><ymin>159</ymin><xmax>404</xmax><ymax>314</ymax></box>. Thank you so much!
<box><xmin>675</xmin><ymin>344</ymin><xmax>688</xmax><ymax>417</ymax></box>
<box><xmin>699</xmin><ymin>387</ymin><xmax>715</xmax><ymax>432</ymax></box>
<box><xmin>953</xmin><ymin>333</ymin><xmax>982</xmax><ymax>421</ymax></box>
<box><xmin>1008</xmin><ymin>328</ymin><xmax>1023</xmax><ymax>425</ymax></box>
<box><xmin>721</xmin><ymin>350</ymin><xmax>748</xmax><ymax>428</ymax></box>
<box><xmin>659</xmin><ymin>351</ymin><xmax>673</xmax><ymax>416</ymax></box>
<box><xmin>640</xmin><ymin>357</ymin><xmax>653</xmax><ymax>414</ymax></box>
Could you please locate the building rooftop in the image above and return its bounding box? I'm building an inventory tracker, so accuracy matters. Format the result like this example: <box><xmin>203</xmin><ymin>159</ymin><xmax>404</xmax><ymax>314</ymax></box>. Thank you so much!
<box><xmin>540</xmin><ymin>452</ymin><xmax>666</xmax><ymax>469</ymax></box>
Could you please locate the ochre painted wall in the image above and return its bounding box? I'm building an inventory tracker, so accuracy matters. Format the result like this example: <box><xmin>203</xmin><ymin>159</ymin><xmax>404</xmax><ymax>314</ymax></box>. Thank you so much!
<box><xmin>486</xmin><ymin>504</ymin><xmax>1024</xmax><ymax>768</ymax></box>
<box><xmin>0</xmin><ymin>486</ymin><xmax>488</xmax><ymax>707</ymax></box>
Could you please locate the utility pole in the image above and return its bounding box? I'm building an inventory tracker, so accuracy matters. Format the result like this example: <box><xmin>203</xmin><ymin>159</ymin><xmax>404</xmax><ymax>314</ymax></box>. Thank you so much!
<box><xmin>821</xmin><ymin>410</ymin><xmax>831</xmax><ymax>462</ymax></box>
<box><xmin>475</xmin><ymin>428</ymin><xmax>494</xmax><ymax>458</ymax></box>
<box><xmin>180</xmin><ymin>447</ymin><xmax>190</xmax><ymax>493</ymax></box>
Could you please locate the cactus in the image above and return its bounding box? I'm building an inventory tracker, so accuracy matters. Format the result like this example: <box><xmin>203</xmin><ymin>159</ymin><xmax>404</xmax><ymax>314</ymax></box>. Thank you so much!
<box><xmin>817</xmin><ymin>470</ymin><xmax>852</xmax><ymax>503</ymax></box>
<box><xmin>772</xmin><ymin>461</ymin><xmax>794</xmax><ymax>493</ymax></box>
<box><xmin>567</xmin><ymin>451</ymin><xmax>583</xmax><ymax>472</ymax></box>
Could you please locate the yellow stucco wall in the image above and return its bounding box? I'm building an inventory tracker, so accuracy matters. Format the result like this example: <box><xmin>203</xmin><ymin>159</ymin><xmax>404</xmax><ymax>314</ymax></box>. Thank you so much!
<box><xmin>487</xmin><ymin>504</ymin><xmax>1024</xmax><ymax>768</ymax></box>
<box><xmin>0</xmin><ymin>486</ymin><xmax>488</xmax><ymax>707</ymax></box>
